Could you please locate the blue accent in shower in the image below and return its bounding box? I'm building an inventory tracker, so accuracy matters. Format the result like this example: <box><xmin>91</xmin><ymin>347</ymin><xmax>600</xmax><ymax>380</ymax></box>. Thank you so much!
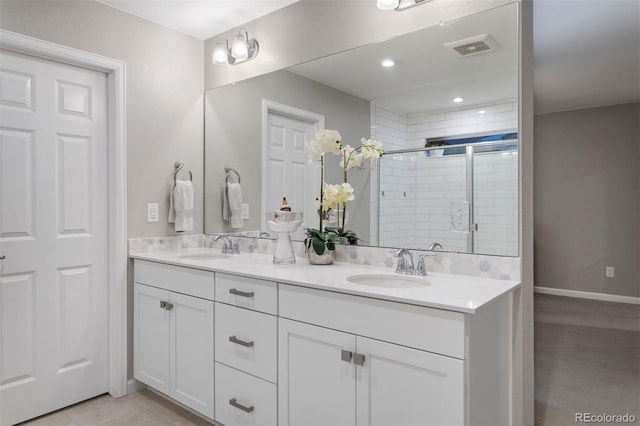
<box><xmin>432</xmin><ymin>132</ymin><xmax>518</xmax><ymax>155</ymax></box>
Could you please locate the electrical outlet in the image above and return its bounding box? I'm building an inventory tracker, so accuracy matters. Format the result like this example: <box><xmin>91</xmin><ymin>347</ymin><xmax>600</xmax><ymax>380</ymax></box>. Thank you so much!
<box><xmin>241</xmin><ymin>203</ymin><xmax>249</xmax><ymax>220</ymax></box>
<box><xmin>605</xmin><ymin>266</ymin><xmax>615</xmax><ymax>278</ymax></box>
<box><xmin>147</xmin><ymin>203</ymin><xmax>159</xmax><ymax>223</ymax></box>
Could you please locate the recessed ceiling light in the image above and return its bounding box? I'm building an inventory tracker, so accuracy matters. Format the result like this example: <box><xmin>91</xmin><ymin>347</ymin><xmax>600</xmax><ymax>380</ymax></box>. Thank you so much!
<box><xmin>453</xmin><ymin>97</ymin><xmax>464</xmax><ymax>103</ymax></box>
<box><xmin>478</xmin><ymin>110</ymin><xmax>486</xmax><ymax>114</ymax></box>
<box><xmin>381</xmin><ymin>59</ymin><xmax>395</xmax><ymax>67</ymax></box>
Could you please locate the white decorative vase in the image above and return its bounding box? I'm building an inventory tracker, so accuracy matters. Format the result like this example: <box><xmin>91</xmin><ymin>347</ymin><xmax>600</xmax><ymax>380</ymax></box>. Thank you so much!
<box><xmin>266</xmin><ymin>211</ymin><xmax>302</xmax><ymax>265</ymax></box>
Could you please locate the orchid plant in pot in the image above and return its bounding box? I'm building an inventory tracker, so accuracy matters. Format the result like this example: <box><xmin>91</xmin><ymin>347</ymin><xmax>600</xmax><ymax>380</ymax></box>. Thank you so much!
<box><xmin>304</xmin><ymin>130</ymin><xmax>383</xmax><ymax>264</ymax></box>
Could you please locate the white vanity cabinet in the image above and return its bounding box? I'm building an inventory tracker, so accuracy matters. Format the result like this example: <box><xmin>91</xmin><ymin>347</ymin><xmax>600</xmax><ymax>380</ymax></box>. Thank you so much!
<box><xmin>132</xmin><ymin>256</ymin><xmax>513</xmax><ymax>426</ymax></box>
<box><xmin>214</xmin><ymin>273</ymin><xmax>279</xmax><ymax>426</ymax></box>
<box><xmin>278</xmin><ymin>283</ymin><xmax>510</xmax><ymax>426</ymax></box>
<box><xmin>278</xmin><ymin>319</ymin><xmax>464</xmax><ymax>426</ymax></box>
<box><xmin>133</xmin><ymin>261</ymin><xmax>215</xmax><ymax>419</ymax></box>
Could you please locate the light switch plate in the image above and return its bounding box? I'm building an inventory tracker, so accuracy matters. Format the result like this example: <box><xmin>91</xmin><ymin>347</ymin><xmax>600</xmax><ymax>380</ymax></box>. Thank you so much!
<box><xmin>241</xmin><ymin>203</ymin><xmax>249</xmax><ymax>220</ymax></box>
<box><xmin>147</xmin><ymin>203</ymin><xmax>159</xmax><ymax>223</ymax></box>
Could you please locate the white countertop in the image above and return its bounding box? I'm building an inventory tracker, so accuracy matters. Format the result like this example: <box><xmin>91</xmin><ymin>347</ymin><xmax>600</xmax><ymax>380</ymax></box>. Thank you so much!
<box><xmin>130</xmin><ymin>249</ymin><xmax>520</xmax><ymax>314</ymax></box>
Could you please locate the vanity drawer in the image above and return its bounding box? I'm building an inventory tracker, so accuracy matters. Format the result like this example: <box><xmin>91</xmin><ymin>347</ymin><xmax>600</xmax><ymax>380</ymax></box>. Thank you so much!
<box><xmin>215</xmin><ymin>302</ymin><xmax>277</xmax><ymax>382</ymax></box>
<box><xmin>279</xmin><ymin>284</ymin><xmax>466</xmax><ymax>359</ymax></box>
<box><xmin>215</xmin><ymin>273</ymin><xmax>277</xmax><ymax>315</ymax></box>
<box><xmin>134</xmin><ymin>260</ymin><xmax>215</xmax><ymax>301</ymax></box>
<box><xmin>215</xmin><ymin>362</ymin><xmax>277</xmax><ymax>426</ymax></box>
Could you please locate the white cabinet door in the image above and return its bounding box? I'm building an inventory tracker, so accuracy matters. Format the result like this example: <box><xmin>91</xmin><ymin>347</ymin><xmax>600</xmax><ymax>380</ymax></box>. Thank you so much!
<box><xmin>169</xmin><ymin>292</ymin><xmax>214</xmax><ymax>419</ymax></box>
<box><xmin>355</xmin><ymin>337</ymin><xmax>464</xmax><ymax>426</ymax></box>
<box><xmin>134</xmin><ymin>283</ymin><xmax>170</xmax><ymax>394</ymax></box>
<box><xmin>279</xmin><ymin>318</ymin><xmax>356</xmax><ymax>426</ymax></box>
<box><xmin>134</xmin><ymin>283</ymin><xmax>214</xmax><ymax>419</ymax></box>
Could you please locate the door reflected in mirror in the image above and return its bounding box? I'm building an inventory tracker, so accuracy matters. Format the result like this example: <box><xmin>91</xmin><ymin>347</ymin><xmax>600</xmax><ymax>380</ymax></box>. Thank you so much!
<box><xmin>205</xmin><ymin>3</ymin><xmax>519</xmax><ymax>256</ymax></box>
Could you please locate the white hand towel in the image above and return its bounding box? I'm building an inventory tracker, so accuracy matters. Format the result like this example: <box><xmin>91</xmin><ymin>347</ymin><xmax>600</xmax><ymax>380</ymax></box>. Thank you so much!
<box><xmin>173</xmin><ymin>180</ymin><xmax>194</xmax><ymax>232</ymax></box>
<box><xmin>227</xmin><ymin>182</ymin><xmax>243</xmax><ymax>229</ymax></box>
<box><xmin>168</xmin><ymin>182</ymin><xmax>176</xmax><ymax>223</ymax></box>
<box><xmin>222</xmin><ymin>183</ymin><xmax>230</xmax><ymax>222</ymax></box>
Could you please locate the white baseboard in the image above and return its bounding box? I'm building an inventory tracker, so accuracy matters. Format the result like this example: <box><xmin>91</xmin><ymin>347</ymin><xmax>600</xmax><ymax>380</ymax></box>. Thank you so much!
<box><xmin>127</xmin><ymin>378</ymin><xmax>147</xmax><ymax>395</ymax></box>
<box><xmin>534</xmin><ymin>286</ymin><xmax>640</xmax><ymax>305</ymax></box>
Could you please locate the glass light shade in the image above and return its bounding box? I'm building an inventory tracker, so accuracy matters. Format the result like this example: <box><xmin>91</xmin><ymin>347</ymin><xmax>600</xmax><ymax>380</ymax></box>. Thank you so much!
<box><xmin>212</xmin><ymin>42</ymin><xmax>228</xmax><ymax>64</ymax></box>
<box><xmin>231</xmin><ymin>34</ymin><xmax>249</xmax><ymax>60</ymax></box>
<box><xmin>377</xmin><ymin>0</ymin><xmax>399</xmax><ymax>10</ymax></box>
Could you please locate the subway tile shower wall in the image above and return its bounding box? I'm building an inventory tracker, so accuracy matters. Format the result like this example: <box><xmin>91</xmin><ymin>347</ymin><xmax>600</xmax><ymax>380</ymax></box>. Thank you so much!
<box><xmin>370</xmin><ymin>100</ymin><xmax>518</xmax><ymax>256</ymax></box>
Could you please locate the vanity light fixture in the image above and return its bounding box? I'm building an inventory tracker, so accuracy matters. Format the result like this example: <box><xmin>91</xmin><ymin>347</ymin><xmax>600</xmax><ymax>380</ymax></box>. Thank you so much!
<box><xmin>377</xmin><ymin>0</ymin><xmax>432</xmax><ymax>11</ymax></box>
<box><xmin>212</xmin><ymin>28</ymin><xmax>259</xmax><ymax>65</ymax></box>
<box><xmin>381</xmin><ymin>59</ymin><xmax>395</xmax><ymax>67</ymax></box>
<box><xmin>453</xmin><ymin>97</ymin><xmax>464</xmax><ymax>103</ymax></box>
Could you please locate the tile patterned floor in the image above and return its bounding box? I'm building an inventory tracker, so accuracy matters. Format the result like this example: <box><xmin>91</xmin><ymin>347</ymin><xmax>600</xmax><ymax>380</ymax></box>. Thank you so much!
<box><xmin>535</xmin><ymin>293</ymin><xmax>640</xmax><ymax>425</ymax></box>
<box><xmin>20</xmin><ymin>388</ymin><xmax>214</xmax><ymax>426</ymax></box>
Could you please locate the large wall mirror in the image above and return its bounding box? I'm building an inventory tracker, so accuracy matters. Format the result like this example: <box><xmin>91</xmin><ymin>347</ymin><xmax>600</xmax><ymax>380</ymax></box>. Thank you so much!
<box><xmin>205</xmin><ymin>3</ymin><xmax>519</xmax><ymax>256</ymax></box>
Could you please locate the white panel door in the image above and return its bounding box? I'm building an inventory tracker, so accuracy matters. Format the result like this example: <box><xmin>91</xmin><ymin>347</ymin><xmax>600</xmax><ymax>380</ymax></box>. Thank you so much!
<box><xmin>355</xmin><ymin>337</ymin><xmax>465</xmax><ymax>426</ymax></box>
<box><xmin>169</xmin><ymin>291</ymin><xmax>214</xmax><ymax>419</ymax></box>
<box><xmin>0</xmin><ymin>49</ymin><xmax>109</xmax><ymax>425</ymax></box>
<box><xmin>278</xmin><ymin>318</ymin><xmax>356</xmax><ymax>426</ymax></box>
<box><xmin>264</xmin><ymin>111</ymin><xmax>320</xmax><ymax>240</ymax></box>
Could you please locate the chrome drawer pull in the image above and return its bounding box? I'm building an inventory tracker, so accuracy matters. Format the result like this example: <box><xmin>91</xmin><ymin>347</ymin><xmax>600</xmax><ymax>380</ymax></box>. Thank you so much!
<box><xmin>354</xmin><ymin>353</ymin><xmax>365</xmax><ymax>366</ymax></box>
<box><xmin>229</xmin><ymin>288</ymin><xmax>254</xmax><ymax>298</ymax></box>
<box><xmin>229</xmin><ymin>335</ymin><xmax>254</xmax><ymax>347</ymax></box>
<box><xmin>341</xmin><ymin>350</ymin><xmax>353</xmax><ymax>363</ymax></box>
<box><xmin>229</xmin><ymin>398</ymin><xmax>254</xmax><ymax>413</ymax></box>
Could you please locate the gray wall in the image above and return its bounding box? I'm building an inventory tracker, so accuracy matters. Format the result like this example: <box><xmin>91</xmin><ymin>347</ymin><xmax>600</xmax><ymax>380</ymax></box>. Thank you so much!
<box><xmin>534</xmin><ymin>103</ymin><xmax>640</xmax><ymax>297</ymax></box>
<box><xmin>205</xmin><ymin>69</ymin><xmax>370</xmax><ymax>240</ymax></box>
<box><xmin>0</xmin><ymin>0</ymin><xmax>205</xmax><ymax>238</ymax></box>
<box><xmin>0</xmin><ymin>0</ymin><xmax>204</xmax><ymax>380</ymax></box>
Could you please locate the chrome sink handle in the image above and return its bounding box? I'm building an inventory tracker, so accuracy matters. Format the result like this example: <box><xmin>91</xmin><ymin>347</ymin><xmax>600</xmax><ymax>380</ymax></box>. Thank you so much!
<box><xmin>416</xmin><ymin>255</ymin><xmax>428</xmax><ymax>276</ymax></box>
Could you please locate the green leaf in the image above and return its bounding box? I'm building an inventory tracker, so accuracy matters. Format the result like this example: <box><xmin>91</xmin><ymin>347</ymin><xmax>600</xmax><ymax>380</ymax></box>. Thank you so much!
<box><xmin>312</xmin><ymin>238</ymin><xmax>326</xmax><ymax>255</ymax></box>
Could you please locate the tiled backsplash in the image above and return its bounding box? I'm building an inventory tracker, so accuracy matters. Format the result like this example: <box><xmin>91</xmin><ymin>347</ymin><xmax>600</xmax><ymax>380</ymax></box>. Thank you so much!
<box><xmin>129</xmin><ymin>234</ymin><xmax>521</xmax><ymax>281</ymax></box>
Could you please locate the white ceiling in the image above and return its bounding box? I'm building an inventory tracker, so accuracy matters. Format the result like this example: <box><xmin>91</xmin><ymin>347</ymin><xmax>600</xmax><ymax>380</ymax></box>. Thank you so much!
<box><xmin>96</xmin><ymin>0</ymin><xmax>299</xmax><ymax>40</ymax></box>
<box><xmin>96</xmin><ymin>0</ymin><xmax>640</xmax><ymax>114</ymax></box>
<box><xmin>289</xmin><ymin>4</ymin><xmax>518</xmax><ymax>115</ymax></box>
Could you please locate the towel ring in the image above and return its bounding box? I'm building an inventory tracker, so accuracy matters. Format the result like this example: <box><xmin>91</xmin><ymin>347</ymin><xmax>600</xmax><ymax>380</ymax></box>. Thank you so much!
<box><xmin>173</xmin><ymin>162</ymin><xmax>192</xmax><ymax>190</ymax></box>
<box><xmin>224</xmin><ymin>166</ymin><xmax>241</xmax><ymax>184</ymax></box>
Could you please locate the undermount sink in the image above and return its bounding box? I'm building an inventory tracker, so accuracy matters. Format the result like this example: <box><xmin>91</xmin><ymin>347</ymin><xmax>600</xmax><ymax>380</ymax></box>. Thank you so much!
<box><xmin>178</xmin><ymin>253</ymin><xmax>230</xmax><ymax>260</ymax></box>
<box><xmin>345</xmin><ymin>274</ymin><xmax>431</xmax><ymax>288</ymax></box>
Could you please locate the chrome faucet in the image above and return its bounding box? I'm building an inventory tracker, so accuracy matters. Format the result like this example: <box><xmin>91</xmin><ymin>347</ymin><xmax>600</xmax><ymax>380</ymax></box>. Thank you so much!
<box><xmin>394</xmin><ymin>248</ymin><xmax>415</xmax><ymax>275</ymax></box>
<box><xmin>214</xmin><ymin>235</ymin><xmax>239</xmax><ymax>254</ymax></box>
<box><xmin>428</xmin><ymin>242</ymin><xmax>443</xmax><ymax>251</ymax></box>
<box><xmin>395</xmin><ymin>248</ymin><xmax>433</xmax><ymax>276</ymax></box>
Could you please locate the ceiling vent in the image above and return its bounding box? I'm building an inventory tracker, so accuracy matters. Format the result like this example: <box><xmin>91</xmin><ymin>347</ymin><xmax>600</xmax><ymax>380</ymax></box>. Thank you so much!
<box><xmin>444</xmin><ymin>34</ymin><xmax>500</xmax><ymax>58</ymax></box>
